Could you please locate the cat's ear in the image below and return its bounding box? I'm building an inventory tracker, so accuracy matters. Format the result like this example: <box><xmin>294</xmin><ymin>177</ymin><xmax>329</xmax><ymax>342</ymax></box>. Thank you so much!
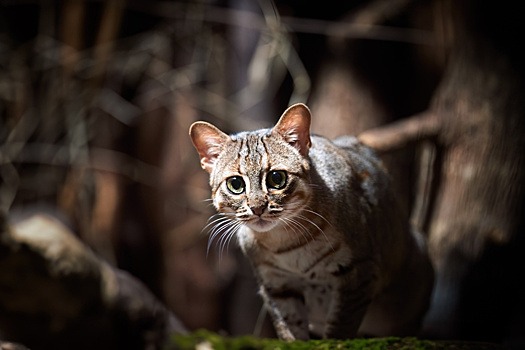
<box><xmin>273</xmin><ymin>103</ymin><xmax>312</xmax><ymax>157</ymax></box>
<box><xmin>189</xmin><ymin>121</ymin><xmax>230</xmax><ymax>173</ymax></box>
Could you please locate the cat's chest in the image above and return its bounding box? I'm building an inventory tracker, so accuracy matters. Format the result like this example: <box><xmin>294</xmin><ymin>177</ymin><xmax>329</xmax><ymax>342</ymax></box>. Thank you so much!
<box><xmin>270</xmin><ymin>242</ymin><xmax>342</xmax><ymax>277</ymax></box>
<box><xmin>252</xmin><ymin>236</ymin><xmax>350</xmax><ymax>336</ymax></box>
<box><xmin>247</xmin><ymin>230</ymin><xmax>351</xmax><ymax>283</ymax></box>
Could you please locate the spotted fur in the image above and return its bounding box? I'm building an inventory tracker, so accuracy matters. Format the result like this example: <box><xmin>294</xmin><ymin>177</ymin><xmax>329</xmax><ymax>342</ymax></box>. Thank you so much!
<box><xmin>190</xmin><ymin>103</ymin><xmax>434</xmax><ymax>340</ymax></box>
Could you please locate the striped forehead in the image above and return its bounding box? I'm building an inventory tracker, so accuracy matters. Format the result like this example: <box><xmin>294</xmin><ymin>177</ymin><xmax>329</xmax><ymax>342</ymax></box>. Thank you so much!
<box><xmin>235</xmin><ymin>133</ymin><xmax>269</xmax><ymax>175</ymax></box>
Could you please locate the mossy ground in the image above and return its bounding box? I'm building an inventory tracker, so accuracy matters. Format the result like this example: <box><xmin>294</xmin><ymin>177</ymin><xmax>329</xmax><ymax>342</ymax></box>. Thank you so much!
<box><xmin>167</xmin><ymin>330</ymin><xmax>503</xmax><ymax>350</ymax></box>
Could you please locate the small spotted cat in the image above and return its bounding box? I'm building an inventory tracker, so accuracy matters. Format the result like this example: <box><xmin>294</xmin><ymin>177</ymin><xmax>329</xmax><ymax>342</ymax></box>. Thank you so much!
<box><xmin>189</xmin><ymin>103</ymin><xmax>433</xmax><ymax>340</ymax></box>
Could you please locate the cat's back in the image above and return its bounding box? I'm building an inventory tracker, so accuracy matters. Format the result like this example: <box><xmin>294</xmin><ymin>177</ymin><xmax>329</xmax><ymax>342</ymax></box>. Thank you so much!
<box><xmin>308</xmin><ymin>134</ymin><xmax>388</xmax><ymax>206</ymax></box>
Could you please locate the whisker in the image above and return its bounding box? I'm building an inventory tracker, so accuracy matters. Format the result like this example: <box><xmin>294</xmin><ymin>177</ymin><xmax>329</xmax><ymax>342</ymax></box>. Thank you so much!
<box><xmin>201</xmin><ymin>198</ymin><xmax>215</xmax><ymax>208</ymax></box>
<box><xmin>281</xmin><ymin>217</ymin><xmax>313</xmax><ymax>246</ymax></box>
<box><xmin>217</xmin><ymin>221</ymin><xmax>242</xmax><ymax>260</ymax></box>
<box><xmin>224</xmin><ymin>222</ymin><xmax>242</xmax><ymax>255</ymax></box>
<box><xmin>279</xmin><ymin>218</ymin><xmax>299</xmax><ymax>245</ymax></box>
<box><xmin>206</xmin><ymin>214</ymin><xmax>238</xmax><ymax>257</ymax></box>
<box><xmin>207</xmin><ymin>220</ymin><xmax>234</xmax><ymax>256</ymax></box>
<box><xmin>295</xmin><ymin>212</ymin><xmax>335</xmax><ymax>251</ymax></box>
<box><xmin>303</xmin><ymin>207</ymin><xmax>333</xmax><ymax>228</ymax></box>
<box><xmin>202</xmin><ymin>214</ymin><xmax>231</xmax><ymax>232</ymax></box>
<box><xmin>285</xmin><ymin>204</ymin><xmax>334</xmax><ymax>249</ymax></box>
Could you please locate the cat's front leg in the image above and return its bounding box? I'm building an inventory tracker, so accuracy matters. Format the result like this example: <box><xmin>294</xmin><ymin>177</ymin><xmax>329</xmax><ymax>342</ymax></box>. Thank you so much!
<box><xmin>324</xmin><ymin>266</ymin><xmax>377</xmax><ymax>339</ymax></box>
<box><xmin>259</xmin><ymin>285</ymin><xmax>309</xmax><ymax>341</ymax></box>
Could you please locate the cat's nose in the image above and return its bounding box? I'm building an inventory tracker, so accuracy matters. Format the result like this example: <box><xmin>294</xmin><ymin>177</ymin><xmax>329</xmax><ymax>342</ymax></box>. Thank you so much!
<box><xmin>251</xmin><ymin>206</ymin><xmax>265</xmax><ymax>216</ymax></box>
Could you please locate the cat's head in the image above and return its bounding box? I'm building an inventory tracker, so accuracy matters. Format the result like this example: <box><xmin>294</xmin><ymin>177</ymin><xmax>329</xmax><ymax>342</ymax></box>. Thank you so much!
<box><xmin>189</xmin><ymin>103</ymin><xmax>312</xmax><ymax>233</ymax></box>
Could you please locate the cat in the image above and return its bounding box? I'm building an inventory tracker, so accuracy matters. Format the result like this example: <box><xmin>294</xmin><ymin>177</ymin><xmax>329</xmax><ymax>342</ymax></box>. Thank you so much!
<box><xmin>189</xmin><ymin>103</ymin><xmax>434</xmax><ymax>340</ymax></box>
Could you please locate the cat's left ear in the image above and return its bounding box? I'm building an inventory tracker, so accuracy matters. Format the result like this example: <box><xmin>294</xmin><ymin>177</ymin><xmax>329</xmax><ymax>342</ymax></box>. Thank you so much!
<box><xmin>273</xmin><ymin>103</ymin><xmax>312</xmax><ymax>157</ymax></box>
<box><xmin>189</xmin><ymin>121</ymin><xmax>230</xmax><ymax>173</ymax></box>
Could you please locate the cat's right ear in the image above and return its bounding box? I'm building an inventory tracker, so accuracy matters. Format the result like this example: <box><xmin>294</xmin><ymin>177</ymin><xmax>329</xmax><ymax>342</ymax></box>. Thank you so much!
<box><xmin>189</xmin><ymin>122</ymin><xmax>229</xmax><ymax>173</ymax></box>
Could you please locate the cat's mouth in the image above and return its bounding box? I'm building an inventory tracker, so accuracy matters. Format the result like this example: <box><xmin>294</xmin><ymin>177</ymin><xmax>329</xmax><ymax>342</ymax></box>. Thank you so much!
<box><xmin>245</xmin><ymin>217</ymin><xmax>278</xmax><ymax>232</ymax></box>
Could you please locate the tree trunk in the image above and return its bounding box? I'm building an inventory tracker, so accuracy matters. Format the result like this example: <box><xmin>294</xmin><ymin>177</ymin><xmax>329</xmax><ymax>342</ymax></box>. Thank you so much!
<box><xmin>347</xmin><ymin>0</ymin><xmax>525</xmax><ymax>342</ymax></box>
<box><xmin>419</xmin><ymin>0</ymin><xmax>525</xmax><ymax>341</ymax></box>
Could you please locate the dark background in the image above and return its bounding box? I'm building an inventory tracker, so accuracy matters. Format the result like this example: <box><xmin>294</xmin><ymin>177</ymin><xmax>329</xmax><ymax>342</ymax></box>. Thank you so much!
<box><xmin>1</xmin><ymin>0</ymin><xmax>524</xmax><ymax>348</ymax></box>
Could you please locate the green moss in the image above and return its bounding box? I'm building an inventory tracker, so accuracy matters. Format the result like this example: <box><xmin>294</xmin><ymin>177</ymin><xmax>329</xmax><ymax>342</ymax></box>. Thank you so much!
<box><xmin>167</xmin><ymin>330</ymin><xmax>503</xmax><ymax>350</ymax></box>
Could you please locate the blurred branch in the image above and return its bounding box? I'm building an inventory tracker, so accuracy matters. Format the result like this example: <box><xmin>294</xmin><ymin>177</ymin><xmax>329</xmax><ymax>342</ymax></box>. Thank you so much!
<box><xmin>284</xmin><ymin>17</ymin><xmax>434</xmax><ymax>45</ymax></box>
<box><xmin>358</xmin><ymin>111</ymin><xmax>440</xmax><ymax>152</ymax></box>
<box><xmin>0</xmin><ymin>341</ymin><xmax>29</xmax><ymax>350</ymax></box>
<box><xmin>0</xmin><ymin>143</ymin><xmax>161</xmax><ymax>188</ymax></box>
<box><xmin>0</xmin><ymin>213</ymin><xmax>187</xmax><ymax>349</ymax></box>
<box><xmin>349</xmin><ymin>0</ymin><xmax>414</xmax><ymax>26</ymax></box>
<box><xmin>61</xmin><ymin>0</ymin><xmax>86</xmax><ymax>76</ymax></box>
<box><xmin>91</xmin><ymin>0</ymin><xmax>125</xmax><ymax>86</ymax></box>
<box><xmin>0</xmin><ymin>163</ymin><xmax>19</xmax><ymax>214</ymax></box>
<box><xmin>128</xmin><ymin>2</ymin><xmax>434</xmax><ymax>44</ymax></box>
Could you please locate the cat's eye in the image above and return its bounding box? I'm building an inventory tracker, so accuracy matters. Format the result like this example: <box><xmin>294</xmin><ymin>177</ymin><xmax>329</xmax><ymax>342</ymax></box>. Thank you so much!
<box><xmin>226</xmin><ymin>176</ymin><xmax>245</xmax><ymax>194</ymax></box>
<box><xmin>267</xmin><ymin>170</ymin><xmax>287</xmax><ymax>189</ymax></box>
